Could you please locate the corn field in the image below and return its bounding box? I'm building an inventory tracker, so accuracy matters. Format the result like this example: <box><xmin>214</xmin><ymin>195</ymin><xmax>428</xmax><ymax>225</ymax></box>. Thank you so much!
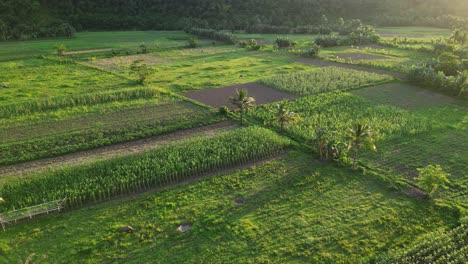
<box><xmin>258</xmin><ymin>67</ymin><xmax>393</xmax><ymax>96</ymax></box>
<box><xmin>378</xmin><ymin>224</ymin><xmax>468</xmax><ymax>264</ymax></box>
<box><xmin>0</xmin><ymin>127</ymin><xmax>289</xmax><ymax>211</ymax></box>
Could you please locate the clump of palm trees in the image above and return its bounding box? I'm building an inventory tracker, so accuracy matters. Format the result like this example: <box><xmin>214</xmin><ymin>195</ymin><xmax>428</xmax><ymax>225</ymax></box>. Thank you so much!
<box><xmin>228</xmin><ymin>89</ymin><xmax>376</xmax><ymax>169</ymax></box>
<box><xmin>313</xmin><ymin>122</ymin><xmax>377</xmax><ymax>168</ymax></box>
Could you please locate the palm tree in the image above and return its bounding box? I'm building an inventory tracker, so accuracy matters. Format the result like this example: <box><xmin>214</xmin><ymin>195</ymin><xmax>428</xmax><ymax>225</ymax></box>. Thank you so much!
<box><xmin>345</xmin><ymin>123</ymin><xmax>376</xmax><ymax>169</ymax></box>
<box><xmin>228</xmin><ymin>89</ymin><xmax>256</xmax><ymax>125</ymax></box>
<box><xmin>271</xmin><ymin>100</ymin><xmax>300</xmax><ymax>134</ymax></box>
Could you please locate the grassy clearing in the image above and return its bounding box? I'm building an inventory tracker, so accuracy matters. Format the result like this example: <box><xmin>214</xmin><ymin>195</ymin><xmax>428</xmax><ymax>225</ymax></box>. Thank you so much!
<box><xmin>0</xmin><ymin>127</ymin><xmax>289</xmax><ymax>210</ymax></box>
<box><xmin>376</xmin><ymin>27</ymin><xmax>451</xmax><ymax>38</ymax></box>
<box><xmin>258</xmin><ymin>67</ymin><xmax>393</xmax><ymax>96</ymax></box>
<box><xmin>0</xmin><ymin>152</ymin><xmax>457</xmax><ymax>263</ymax></box>
<box><xmin>0</xmin><ymin>58</ymin><xmax>130</xmax><ymax>105</ymax></box>
<box><xmin>147</xmin><ymin>47</ymin><xmax>314</xmax><ymax>93</ymax></box>
<box><xmin>251</xmin><ymin>91</ymin><xmax>430</xmax><ymax>142</ymax></box>
<box><xmin>319</xmin><ymin>45</ymin><xmax>431</xmax><ymax>72</ymax></box>
<box><xmin>0</xmin><ymin>31</ymin><xmax>211</xmax><ymax>61</ymax></box>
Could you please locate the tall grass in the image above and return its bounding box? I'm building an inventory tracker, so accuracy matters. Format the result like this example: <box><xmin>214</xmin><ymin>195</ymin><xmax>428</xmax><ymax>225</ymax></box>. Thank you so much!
<box><xmin>0</xmin><ymin>127</ymin><xmax>289</xmax><ymax>211</ymax></box>
<box><xmin>0</xmin><ymin>88</ymin><xmax>160</xmax><ymax>117</ymax></box>
<box><xmin>258</xmin><ymin>67</ymin><xmax>393</xmax><ymax>96</ymax></box>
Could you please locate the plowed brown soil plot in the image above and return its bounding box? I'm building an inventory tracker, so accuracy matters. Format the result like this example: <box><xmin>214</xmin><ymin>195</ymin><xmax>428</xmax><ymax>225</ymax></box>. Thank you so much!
<box><xmin>184</xmin><ymin>83</ymin><xmax>297</xmax><ymax>109</ymax></box>
<box><xmin>335</xmin><ymin>52</ymin><xmax>388</xmax><ymax>61</ymax></box>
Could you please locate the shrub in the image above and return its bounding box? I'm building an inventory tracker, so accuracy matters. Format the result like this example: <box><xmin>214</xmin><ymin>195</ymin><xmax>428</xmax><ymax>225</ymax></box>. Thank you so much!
<box><xmin>246</xmin><ymin>24</ymin><xmax>290</xmax><ymax>34</ymax></box>
<box><xmin>433</xmin><ymin>52</ymin><xmax>462</xmax><ymax>76</ymax></box>
<box><xmin>55</xmin><ymin>44</ymin><xmax>66</xmax><ymax>56</ymax></box>
<box><xmin>315</xmin><ymin>35</ymin><xmax>340</xmax><ymax>47</ymax></box>
<box><xmin>289</xmin><ymin>44</ymin><xmax>320</xmax><ymax>58</ymax></box>
<box><xmin>433</xmin><ymin>41</ymin><xmax>455</xmax><ymax>55</ymax></box>
<box><xmin>348</xmin><ymin>25</ymin><xmax>380</xmax><ymax>45</ymax></box>
<box><xmin>130</xmin><ymin>60</ymin><xmax>153</xmax><ymax>84</ymax></box>
<box><xmin>415</xmin><ymin>165</ymin><xmax>450</xmax><ymax>196</ymax></box>
<box><xmin>275</xmin><ymin>37</ymin><xmax>296</xmax><ymax>49</ymax></box>
<box><xmin>408</xmin><ymin>65</ymin><xmax>467</xmax><ymax>96</ymax></box>
<box><xmin>218</xmin><ymin>106</ymin><xmax>229</xmax><ymax>115</ymax></box>
<box><xmin>319</xmin><ymin>27</ymin><xmax>332</xmax><ymax>35</ymax></box>
<box><xmin>186</xmin><ymin>37</ymin><xmax>198</xmax><ymax>48</ymax></box>
<box><xmin>188</xmin><ymin>28</ymin><xmax>236</xmax><ymax>44</ymax></box>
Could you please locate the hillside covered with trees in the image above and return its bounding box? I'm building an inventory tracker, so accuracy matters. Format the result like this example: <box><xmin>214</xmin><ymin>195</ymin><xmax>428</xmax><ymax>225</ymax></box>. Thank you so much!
<box><xmin>1</xmin><ymin>0</ymin><xmax>467</xmax><ymax>40</ymax></box>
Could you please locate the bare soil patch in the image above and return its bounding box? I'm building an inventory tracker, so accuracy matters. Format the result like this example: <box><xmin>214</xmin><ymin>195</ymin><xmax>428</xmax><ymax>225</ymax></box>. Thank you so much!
<box><xmin>84</xmin><ymin>54</ymin><xmax>167</xmax><ymax>72</ymax></box>
<box><xmin>184</xmin><ymin>83</ymin><xmax>297</xmax><ymax>109</ymax></box>
<box><xmin>296</xmin><ymin>58</ymin><xmax>407</xmax><ymax>80</ymax></box>
<box><xmin>64</xmin><ymin>48</ymin><xmax>113</xmax><ymax>55</ymax></box>
<box><xmin>0</xmin><ymin>121</ymin><xmax>236</xmax><ymax>177</ymax></box>
<box><xmin>335</xmin><ymin>52</ymin><xmax>388</xmax><ymax>61</ymax></box>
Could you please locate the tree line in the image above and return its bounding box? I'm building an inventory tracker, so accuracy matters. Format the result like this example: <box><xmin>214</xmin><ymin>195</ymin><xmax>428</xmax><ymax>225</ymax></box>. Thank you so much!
<box><xmin>1</xmin><ymin>0</ymin><xmax>467</xmax><ymax>41</ymax></box>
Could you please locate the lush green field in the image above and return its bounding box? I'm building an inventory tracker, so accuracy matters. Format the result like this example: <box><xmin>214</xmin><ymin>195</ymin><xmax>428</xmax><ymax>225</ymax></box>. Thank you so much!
<box><xmin>0</xmin><ymin>27</ymin><xmax>466</xmax><ymax>263</ymax></box>
<box><xmin>376</xmin><ymin>27</ymin><xmax>451</xmax><ymax>38</ymax></box>
<box><xmin>0</xmin><ymin>31</ymin><xmax>214</xmax><ymax>61</ymax></box>
<box><xmin>0</xmin><ymin>152</ymin><xmax>458</xmax><ymax>263</ymax></box>
<box><xmin>258</xmin><ymin>67</ymin><xmax>393</xmax><ymax>96</ymax></box>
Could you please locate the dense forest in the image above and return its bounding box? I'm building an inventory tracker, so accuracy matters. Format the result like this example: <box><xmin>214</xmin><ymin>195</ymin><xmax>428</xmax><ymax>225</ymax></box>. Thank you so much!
<box><xmin>1</xmin><ymin>0</ymin><xmax>467</xmax><ymax>40</ymax></box>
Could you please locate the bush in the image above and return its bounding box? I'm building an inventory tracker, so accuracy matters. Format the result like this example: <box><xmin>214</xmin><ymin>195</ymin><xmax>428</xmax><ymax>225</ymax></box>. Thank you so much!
<box><xmin>188</xmin><ymin>28</ymin><xmax>236</xmax><ymax>44</ymax></box>
<box><xmin>275</xmin><ymin>37</ymin><xmax>296</xmax><ymax>49</ymax></box>
<box><xmin>246</xmin><ymin>24</ymin><xmax>290</xmax><ymax>34</ymax></box>
<box><xmin>292</xmin><ymin>25</ymin><xmax>320</xmax><ymax>34</ymax></box>
<box><xmin>415</xmin><ymin>165</ymin><xmax>450</xmax><ymax>196</ymax></box>
<box><xmin>218</xmin><ymin>106</ymin><xmax>229</xmax><ymax>115</ymax></box>
<box><xmin>186</xmin><ymin>37</ymin><xmax>198</xmax><ymax>48</ymax></box>
<box><xmin>315</xmin><ymin>35</ymin><xmax>340</xmax><ymax>47</ymax></box>
<box><xmin>289</xmin><ymin>44</ymin><xmax>321</xmax><ymax>58</ymax></box>
<box><xmin>348</xmin><ymin>25</ymin><xmax>380</xmax><ymax>45</ymax></box>
<box><xmin>433</xmin><ymin>52</ymin><xmax>462</xmax><ymax>76</ymax></box>
<box><xmin>433</xmin><ymin>41</ymin><xmax>455</xmax><ymax>55</ymax></box>
<box><xmin>408</xmin><ymin>65</ymin><xmax>467</xmax><ymax>96</ymax></box>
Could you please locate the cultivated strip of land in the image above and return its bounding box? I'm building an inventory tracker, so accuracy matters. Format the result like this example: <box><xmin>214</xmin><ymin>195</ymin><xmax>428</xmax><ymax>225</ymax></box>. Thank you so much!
<box><xmin>0</xmin><ymin>121</ymin><xmax>237</xmax><ymax>178</ymax></box>
<box><xmin>296</xmin><ymin>58</ymin><xmax>407</xmax><ymax>80</ymax></box>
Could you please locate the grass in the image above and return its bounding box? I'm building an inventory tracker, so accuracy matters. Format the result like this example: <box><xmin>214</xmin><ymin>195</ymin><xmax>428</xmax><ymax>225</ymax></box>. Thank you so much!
<box><xmin>0</xmin><ymin>31</ymin><xmax>216</xmax><ymax>61</ymax></box>
<box><xmin>0</xmin><ymin>58</ymin><xmax>130</xmax><ymax>106</ymax></box>
<box><xmin>147</xmin><ymin>47</ymin><xmax>314</xmax><ymax>93</ymax></box>
<box><xmin>376</xmin><ymin>27</ymin><xmax>451</xmax><ymax>38</ymax></box>
<box><xmin>258</xmin><ymin>67</ymin><xmax>393</xmax><ymax>96</ymax></box>
<box><xmin>0</xmin><ymin>152</ymin><xmax>458</xmax><ymax>263</ymax></box>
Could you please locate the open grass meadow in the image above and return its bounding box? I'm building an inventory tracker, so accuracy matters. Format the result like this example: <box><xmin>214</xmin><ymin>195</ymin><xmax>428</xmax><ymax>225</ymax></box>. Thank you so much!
<box><xmin>0</xmin><ymin>26</ymin><xmax>466</xmax><ymax>263</ymax></box>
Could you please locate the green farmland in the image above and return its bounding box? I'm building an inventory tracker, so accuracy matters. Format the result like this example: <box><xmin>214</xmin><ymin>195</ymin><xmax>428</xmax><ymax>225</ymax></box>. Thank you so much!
<box><xmin>0</xmin><ymin>24</ymin><xmax>466</xmax><ymax>264</ymax></box>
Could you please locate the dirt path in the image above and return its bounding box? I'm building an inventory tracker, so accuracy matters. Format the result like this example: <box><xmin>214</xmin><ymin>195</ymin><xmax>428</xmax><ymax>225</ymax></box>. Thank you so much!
<box><xmin>0</xmin><ymin>121</ymin><xmax>237</xmax><ymax>178</ymax></box>
<box><xmin>296</xmin><ymin>58</ymin><xmax>407</xmax><ymax>80</ymax></box>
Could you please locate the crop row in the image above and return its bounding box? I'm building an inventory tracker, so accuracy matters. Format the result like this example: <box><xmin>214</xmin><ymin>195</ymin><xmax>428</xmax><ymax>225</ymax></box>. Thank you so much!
<box><xmin>250</xmin><ymin>91</ymin><xmax>431</xmax><ymax>142</ymax></box>
<box><xmin>258</xmin><ymin>67</ymin><xmax>393</xmax><ymax>96</ymax></box>
<box><xmin>0</xmin><ymin>87</ymin><xmax>160</xmax><ymax>117</ymax></box>
<box><xmin>0</xmin><ymin>109</ymin><xmax>223</xmax><ymax>165</ymax></box>
<box><xmin>377</xmin><ymin>224</ymin><xmax>467</xmax><ymax>264</ymax></box>
<box><xmin>0</xmin><ymin>127</ymin><xmax>290</xmax><ymax>211</ymax></box>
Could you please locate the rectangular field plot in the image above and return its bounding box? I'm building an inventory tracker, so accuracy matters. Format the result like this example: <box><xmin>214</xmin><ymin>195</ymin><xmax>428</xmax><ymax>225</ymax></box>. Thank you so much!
<box><xmin>148</xmin><ymin>47</ymin><xmax>314</xmax><ymax>93</ymax></box>
<box><xmin>184</xmin><ymin>83</ymin><xmax>296</xmax><ymax>109</ymax></box>
<box><xmin>0</xmin><ymin>101</ymin><xmax>223</xmax><ymax>165</ymax></box>
<box><xmin>250</xmin><ymin>91</ymin><xmax>430</xmax><ymax>142</ymax></box>
<box><xmin>0</xmin><ymin>58</ymin><xmax>130</xmax><ymax>105</ymax></box>
<box><xmin>0</xmin><ymin>152</ymin><xmax>456</xmax><ymax>263</ymax></box>
<box><xmin>82</xmin><ymin>54</ymin><xmax>170</xmax><ymax>72</ymax></box>
<box><xmin>351</xmin><ymin>83</ymin><xmax>458</xmax><ymax>109</ymax></box>
<box><xmin>258</xmin><ymin>67</ymin><xmax>393</xmax><ymax>96</ymax></box>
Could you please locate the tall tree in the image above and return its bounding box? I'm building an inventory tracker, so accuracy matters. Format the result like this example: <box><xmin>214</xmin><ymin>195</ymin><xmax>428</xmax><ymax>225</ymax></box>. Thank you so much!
<box><xmin>345</xmin><ymin>123</ymin><xmax>376</xmax><ymax>169</ymax></box>
<box><xmin>228</xmin><ymin>88</ymin><xmax>255</xmax><ymax>125</ymax></box>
